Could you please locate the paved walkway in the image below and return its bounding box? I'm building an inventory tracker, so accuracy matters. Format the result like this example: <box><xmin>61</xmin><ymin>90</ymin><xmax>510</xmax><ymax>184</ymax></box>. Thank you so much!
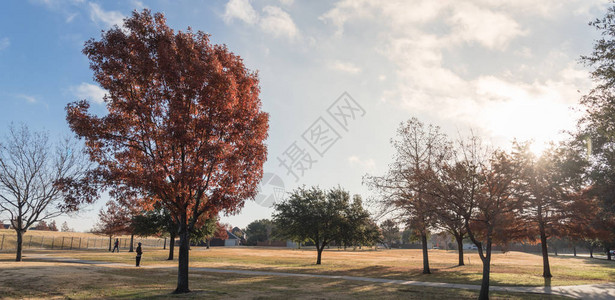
<box><xmin>24</xmin><ymin>254</ymin><xmax>615</xmax><ymax>299</ymax></box>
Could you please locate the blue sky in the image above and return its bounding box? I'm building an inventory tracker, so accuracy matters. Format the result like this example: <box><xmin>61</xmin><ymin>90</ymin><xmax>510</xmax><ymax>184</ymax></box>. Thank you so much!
<box><xmin>0</xmin><ymin>0</ymin><xmax>608</xmax><ymax>231</ymax></box>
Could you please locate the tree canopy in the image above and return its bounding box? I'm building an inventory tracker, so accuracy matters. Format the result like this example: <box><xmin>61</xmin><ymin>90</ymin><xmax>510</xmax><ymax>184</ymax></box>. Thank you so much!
<box><xmin>66</xmin><ymin>9</ymin><xmax>268</xmax><ymax>293</ymax></box>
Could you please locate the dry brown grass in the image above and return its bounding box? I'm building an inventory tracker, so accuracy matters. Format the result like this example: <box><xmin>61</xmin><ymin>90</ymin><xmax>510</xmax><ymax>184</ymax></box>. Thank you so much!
<box><xmin>15</xmin><ymin>246</ymin><xmax>615</xmax><ymax>287</ymax></box>
<box><xmin>0</xmin><ymin>250</ymin><xmax>571</xmax><ymax>300</ymax></box>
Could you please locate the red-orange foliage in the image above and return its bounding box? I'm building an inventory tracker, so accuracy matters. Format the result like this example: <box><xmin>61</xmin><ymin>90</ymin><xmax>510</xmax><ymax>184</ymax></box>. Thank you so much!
<box><xmin>65</xmin><ymin>10</ymin><xmax>268</xmax><ymax>293</ymax></box>
<box><xmin>93</xmin><ymin>200</ymin><xmax>132</xmax><ymax>237</ymax></box>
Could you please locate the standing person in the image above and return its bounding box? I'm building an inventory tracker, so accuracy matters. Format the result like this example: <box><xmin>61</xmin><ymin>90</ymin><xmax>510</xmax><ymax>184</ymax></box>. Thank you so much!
<box><xmin>135</xmin><ymin>242</ymin><xmax>143</xmax><ymax>267</ymax></box>
<box><xmin>112</xmin><ymin>238</ymin><xmax>120</xmax><ymax>253</ymax></box>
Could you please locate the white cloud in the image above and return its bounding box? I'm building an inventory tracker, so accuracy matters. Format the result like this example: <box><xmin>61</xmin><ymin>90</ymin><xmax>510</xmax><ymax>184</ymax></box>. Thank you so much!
<box><xmin>70</xmin><ymin>83</ymin><xmax>106</xmax><ymax>104</ymax></box>
<box><xmin>321</xmin><ymin>0</ymin><xmax>596</xmax><ymax>153</ymax></box>
<box><xmin>0</xmin><ymin>38</ymin><xmax>9</xmax><ymax>51</ymax></box>
<box><xmin>447</xmin><ymin>3</ymin><xmax>526</xmax><ymax>50</ymax></box>
<box><xmin>222</xmin><ymin>1</ymin><xmax>298</xmax><ymax>40</ymax></box>
<box><xmin>260</xmin><ymin>6</ymin><xmax>298</xmax><ymax>40</ymax></box>
<box><xmin>16</xmin><ymin>94</ymin><xmax>37</xmax><ymax>104</ymax></box>
<box><xmin>65</xmin><ymin>12</ymin><xmax>78</xmax><ymax>23</ymax></box>
<box><xmin>223</xmin><ymin>0</ymin><xmax>258</xmax><ymax>24</ymax></box>
<box><xmin>348</xmin><ymin>155</ymin><xmax>376</xmax><ymax>170</ymax></box>
<box><xmin>330</xmin><ymin>60</ymin><xmax>361</xmax><ymax>74</ymax></box>
<box><xmin>279</xmin><ymin>0</ymin><xmax>294</xmax><ymax>5</ymax></box>
<box><xmin>88</xmin><ymin>2</ymin><xmax>124</xmax><ymax>28</ymax></box>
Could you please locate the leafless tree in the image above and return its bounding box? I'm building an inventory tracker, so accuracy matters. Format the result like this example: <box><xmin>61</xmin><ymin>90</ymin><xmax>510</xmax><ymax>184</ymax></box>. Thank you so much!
<box><xmin>0</xmin><ymin>124</ymin><xmax>94</xmax><ymax>261</ymax></box>
<box><xmin>364</xmin><ymin>117</ymin><xmax>450</xmax><ymax>274</ymax></box>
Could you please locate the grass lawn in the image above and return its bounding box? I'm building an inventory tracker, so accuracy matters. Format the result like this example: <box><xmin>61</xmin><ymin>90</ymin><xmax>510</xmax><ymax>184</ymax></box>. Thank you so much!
<box><xmin>0</xmin><ymin>254</ymin><xmax>570</xmax><ymax>300</ymax></box>
<box><xmin>35</xmin><ymin>246</ymin><xmax>615</xmax><ymax>287</ymax></box>
<box><xmin>0</xmin><ymin>246</ymin><xmax>613</xmax><ymax>299</ymax></box>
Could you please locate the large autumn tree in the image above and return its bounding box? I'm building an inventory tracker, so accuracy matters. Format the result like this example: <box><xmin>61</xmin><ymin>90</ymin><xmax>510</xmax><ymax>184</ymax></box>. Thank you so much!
<box><xmin>66</xmin><ymin>10</ymin><xmax>268</xmax><ymax>293</ymax></box>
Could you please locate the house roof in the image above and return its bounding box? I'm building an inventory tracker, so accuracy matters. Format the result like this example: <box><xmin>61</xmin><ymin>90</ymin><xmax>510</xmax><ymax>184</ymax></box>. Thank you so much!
<box><xmin>226</xmin><ymin>230</ymin><xmax>240</xmax><ymax>240</ymax></box>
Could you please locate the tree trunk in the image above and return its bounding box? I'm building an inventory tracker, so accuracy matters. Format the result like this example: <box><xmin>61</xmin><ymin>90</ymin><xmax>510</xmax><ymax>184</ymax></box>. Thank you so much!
<box><xmin>418</xmin><ymin>232</ymin><xmax>431</xmax><ymax>274</ymax></box>
<box><xmin>478</xmin><ymin>247</ymin><xmax>491</xmax><ymax>300</ymax></box>
<box><xmin>15</xmin><ymin>229</ymin><xmax>24</xmax><ymax>262</ymax></box>
<box><xmin>173</xmin><ymin>227</ymin><xmax>190</xmax><ymax>294</ymax></box>
<box><xmin>589</xmin><ymin>246</ymin><xmax>594</xmax><ymax>258</ymax></box>
<box><xmin>206</xmin><ymin>239</ymin><xmax>210</xmax><ymax>249</ymax></box>
<box><xmin>573</xmin><ymin>246</ymin><xmax>576</xmax><ymax>257</ymax></box>
<box><xmin>108</xmin><ymin>236</ymin><xmax>112</xmax><ymax>252</ymax></box>
<box><xmin>129</xmin><ymin>234</ymin><xmax>134</xmax><ymax>252</ymax></box>
<box><xmin>539</xmin><ymin>224</ymin><xmax>552</xmax><ymax>278</ymax></box>
<box><xmin>168</xmin><ymin>232</ymin><xmax>176</xmax><ymax>260</ymax></box>
<box><xmin>164</xmin><ymin>237</ymin><xmax>167</xmax><ymax>250</ymax></box>
<box><xmin>316</xmin><ymin>244</ymin><xmax>324</xmax><ymax>265</ymax></box>
<box><xmin>455</xmin><ymin>234</ymin><xmax>464</xmax><ymax>266</ymax></box>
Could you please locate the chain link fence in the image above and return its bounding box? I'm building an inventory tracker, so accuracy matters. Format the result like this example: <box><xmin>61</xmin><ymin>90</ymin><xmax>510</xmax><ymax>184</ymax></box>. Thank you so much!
<box><xmin>0</xmin><ymin>233</ymin><xmax>172</xmax><ymax>251</ymax></box>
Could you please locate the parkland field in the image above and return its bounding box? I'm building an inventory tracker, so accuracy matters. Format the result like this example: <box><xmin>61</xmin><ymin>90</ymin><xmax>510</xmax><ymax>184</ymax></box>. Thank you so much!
<box><xmin>1</xmin><ymin>246</ymin><xmax>613</xmax><ymax>299</ymax></box>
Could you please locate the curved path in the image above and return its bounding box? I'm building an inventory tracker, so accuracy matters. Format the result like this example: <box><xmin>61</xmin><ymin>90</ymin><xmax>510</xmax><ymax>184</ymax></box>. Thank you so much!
<box><xmin>25</xmin><ymin>253</ymin><xmax>615</xmax><ymax>299</ymax></box>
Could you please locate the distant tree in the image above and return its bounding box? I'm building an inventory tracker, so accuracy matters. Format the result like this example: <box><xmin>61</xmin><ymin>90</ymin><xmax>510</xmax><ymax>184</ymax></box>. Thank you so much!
<box><xmin>274</xmin><ymin>186</ymin><xmax>368</xmax><ymax>264</ymax></box>
<box><xmin>65</xmin><ymin>10</ymin><xmax>268</xmax><ymax>293</ymax></box>
<box><xmin>401</xmin><ymin>228</ymin><xmax>419</xmax><ymax>244</ymax></box>
<box><xmin>339</xmin><ymin>195</ymin><xmax>379</xmax><ymax>249</ymax></box>
<box><xmin>60</xmin><ymin>221</ymin><xmax>73</xmax><ymax>232</ymax></box>
<box><xmin>191</xmin><ymin>217</ymin><xmax>228</xmax><ymax>248</ymax></box>
<box><xmin>364</xmin><ymin>118</ymin><xmax>450</xmax><ymax>274</ymax></box>
<box><xmin>92</xmin><ymin>200</ymin><xmax>131</xmax><ymax>251</ymax></box>
<box><xmin>245</xmin><ymin>219</ymin><xmax>276</xmax><ymax>246</ymax></box>
<box><xmin>48</xmin><ymin>220</ymin><xmax>59</xmax><ymax>231</ymax></box>
<box><xmin>0</xmin><ymin>124</ymin><xmax>94</xmax><ymax>261</ymax></box>
<box><xmin>381</xmin><ymin>219</ymin><xmax>400</xmax><ymax>248</ymax></box>
<box><xmin>32</xmin><ymin>221</ymin><xmax>50</xmax><ymax>231</ymax></box>
<box><xmin>131</xmin><ymin>210</ymin><xmax>165</xmax><ymax>238</ymax></box>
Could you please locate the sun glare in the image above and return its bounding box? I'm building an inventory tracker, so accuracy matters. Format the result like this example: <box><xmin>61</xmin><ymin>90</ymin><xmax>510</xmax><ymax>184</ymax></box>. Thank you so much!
<box><xmin>480</xmin><ymin>96</ymin><xmax>579</xmax><ymax>157</ymax></box>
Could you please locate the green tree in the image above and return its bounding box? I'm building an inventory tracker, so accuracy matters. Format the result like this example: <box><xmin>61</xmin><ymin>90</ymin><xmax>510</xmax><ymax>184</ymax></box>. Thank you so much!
<box><xmin>244</xmin><ymin>219</ymin><xmax>276</xmax><ymax>246</ymax></box>
<box><xmin>339</xmin><ymin>195</ymin><xmax>380</xmax><ymax>249</ymax></box>
<box><xmin>273</xmin><ymin>186</ymin><xmax>371</xmax><ymax>264</ymax></box>
<box><xmin>380</xmin><ymin>219</ymin><xmax>400</xmax><ymax>248</ymax></box>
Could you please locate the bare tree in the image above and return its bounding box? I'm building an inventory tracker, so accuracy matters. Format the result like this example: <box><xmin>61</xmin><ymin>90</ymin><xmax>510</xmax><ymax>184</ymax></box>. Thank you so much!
<box><xmin>365</xmin><ymin>118</ymin><xmax>450</xmax><ymax>274</ymax></box>
<box><xmin>0</xmin><ymin>124</ymin><xmax>93</xmax><ymax>261</ymax></box>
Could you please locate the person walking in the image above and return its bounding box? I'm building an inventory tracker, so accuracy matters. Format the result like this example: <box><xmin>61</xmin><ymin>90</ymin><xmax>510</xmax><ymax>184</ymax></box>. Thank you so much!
<box><xmin>112</xmin><ymin>238</ymin><xmax>120</xmax><ymax>253</ymax></box>
<box><xmin>135</xmin><ymin>242</ymin><xmax>143</xmax><ymax>267</ymax></box>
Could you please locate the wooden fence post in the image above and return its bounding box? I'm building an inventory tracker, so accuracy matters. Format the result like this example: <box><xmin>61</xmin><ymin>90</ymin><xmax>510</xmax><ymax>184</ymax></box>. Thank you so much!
<box><xmin>70</xmin><ymin>237</ymin><xmax>74</xmax><ymax>250</ymax></box>
<box><xmin>78</xmin><ymin>237</ymin><xmax>82</xmax><ymax>249</ymax></box>
<box><xmin>51</xmin><ymin>237</ymin><xmax>55</xmax><ymax>249</ymax></box>
<box><xmin>61</xmin><ymin>237</ymin><xmax>65</xmax><ymax>250</ymax></box>
<box><xmin>86</xmin><ymin>238</ymin><xmax>89</xmax><ymax>249</ymax></box>
<box><xmin>28</xmin><ymin>235</ymin><xmax>33</xmax><ymax>248</ymax></box>
<box><xmin>0</xmin><ymin>234</ymin><xmax>4</xmax><ymax>250</ymax></box>
<box><xmin>41</xmin><ymin>236</ymin><xmax>45</xmax><ymax>249</ymax></box>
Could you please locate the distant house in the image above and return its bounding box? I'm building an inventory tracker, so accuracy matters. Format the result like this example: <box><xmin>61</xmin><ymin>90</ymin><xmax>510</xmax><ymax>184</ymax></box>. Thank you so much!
<box><xmin>200</xmin><ymin>230</ymin><xmax>241</xmax><ymax>247</ymax></box>
<box><xmin>2</xmin><ymin>224</ymin><xmax>10</xmax><ymax>229</ymax></box>
<box><xmin>224</xmin><ymin>230</ymin><xmax>240</xmax><ymax>246</ymax></box>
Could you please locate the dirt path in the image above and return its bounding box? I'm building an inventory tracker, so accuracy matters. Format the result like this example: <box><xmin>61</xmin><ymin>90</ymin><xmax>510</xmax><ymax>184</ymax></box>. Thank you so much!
<box><xmin>25</xmin><ymin>253</ymin><xmax>615</xmax><ymax>299</ymax></box>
